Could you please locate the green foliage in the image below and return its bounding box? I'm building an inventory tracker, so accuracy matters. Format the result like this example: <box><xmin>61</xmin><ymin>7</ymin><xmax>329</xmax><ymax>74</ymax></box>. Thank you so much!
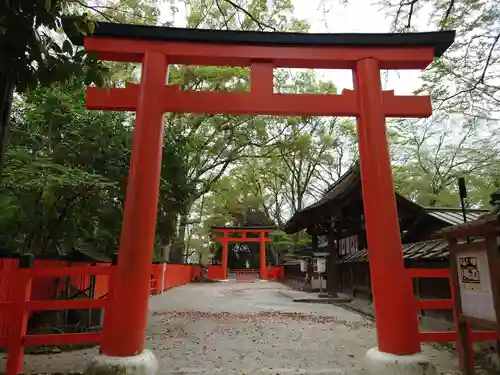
<box><xmin>4</xmin><ymin>0</ymin><xmax>497</xmax><ymax>263</ymax></box>
<box><xmin>0</xmin><ymin>72</ymin><xmax>190</xmax><ymax>256</ymax></box>
<box><xmin>182</xmin><ymin>0</ymin><xmax>308</xmax><ymax>32</ymax></box>
<box><xmin>378</xmin><ymin>0</ymin><xmax>499</xmax><ymax>120</ymax></box>
<box><xmin>1</xmin><ymin>0</ymin><xmax>164</xmax><ymax>89</ymax></box>
<box><xmin>0</xmin><ymin>1</ymin><xmax>110</xmax><ymax>91</ymax></box>
<box><xmin>392</xmin><ymin>119</ymin><xmax>499</xmax><ymax>208</ymax></box>
<box><xmin>336</xmin><ymin>0</ymin><xmax>500</xmax><ymax>209</ymax></box>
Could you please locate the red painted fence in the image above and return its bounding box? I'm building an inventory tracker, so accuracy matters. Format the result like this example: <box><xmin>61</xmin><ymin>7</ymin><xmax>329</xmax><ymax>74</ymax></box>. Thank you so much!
<box><xmin>202</xmin><ymin>265</ymin><xmax>284</xmax><ymax>282</ymax></box>
<box><xmin>0</xmin><ymin>258</ymin><xmax>283</xmax><ymax>375</ymax></box>
<box><xmin>234</xmin><ymin>269</ymin><xmax>258</xmax><ymax>282</ymax></box>
<box><xmin>0</xmin><ymin>259</ymin><xmax>112</xmax><ymax>340</ymax></box>
<box><xmin>268</xmin><ymin>266</ymin><xmax>285</xmax><ymax>281</ymax></box>
<box><xmin>0</xmin><ymin>257</ymin><xmax>113</xmax><ymax>375</ymax></box>
<box><xmin>0</xmin><ymin>257</ymin><xmax>201</xmax><ymax>375</ymax></box>
<box><xmin>408</xmin><ymin>268</ymin><xmax>500</xmax><ymax>370</ymax></box>
<box><xmin>149</xmin><ymin>263</ymin><xmax>201</xmax><ymax>295</ymax></box>
<box><xmin>206</xmin><ymin>265</ymin><xmax>225</xmax><ymax>280</ymax></box>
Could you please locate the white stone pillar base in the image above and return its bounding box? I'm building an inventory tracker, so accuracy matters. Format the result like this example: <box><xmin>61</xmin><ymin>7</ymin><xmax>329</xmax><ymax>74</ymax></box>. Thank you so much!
<box><xmin>219</xmin><ymin>279</ymin><xmax>229</xmax><ymax>281</ymax></box>
<box><xmin>259</xmin><ymin>279</ymin><xmax>269</xmax><ymax>282</ymax></box>
<box><xmin>363</xmin><ymin>347</ymin><xmax>436</xmax><ymax>375</ymax></box>
<box><xmin>85</xmin><ymin>349</ymin><xmax>158</xmax><ymax>375</ymax></box>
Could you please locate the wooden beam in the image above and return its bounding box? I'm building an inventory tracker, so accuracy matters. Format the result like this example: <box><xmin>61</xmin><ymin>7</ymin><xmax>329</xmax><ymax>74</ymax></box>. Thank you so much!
<box><xmin>85</xmin><ymin>36</ymin><xmax>436</xmax><ymax>69</ymax></box>
<box><xmin>86</xmin><ymin>85</ymin><xmax>432</xmax><ymax>118</ymax></box>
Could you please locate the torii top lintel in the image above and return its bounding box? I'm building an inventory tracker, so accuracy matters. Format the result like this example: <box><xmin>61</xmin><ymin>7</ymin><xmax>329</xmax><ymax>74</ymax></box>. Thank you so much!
<box><xmin>73</xmin><ymin>22</ymin><xmax>455</xmax><ymax>117</ymax></box>
<box><xmin>211</xmin><ymin>226</ymin><xmax>276</xmax><ymax>234</ymax></box>
<box><xmin>70</xmin><ymin>21</ymin><xmax>455</xmax><ymax>70</ymax></box>
<box><xmin>211</xmin><ymin>226</ymin><xmax>275</xmax><ymax>243</ymax></box>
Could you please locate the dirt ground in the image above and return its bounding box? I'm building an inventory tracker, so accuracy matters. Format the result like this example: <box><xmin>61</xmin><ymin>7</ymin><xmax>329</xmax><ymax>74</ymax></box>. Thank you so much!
<box><xmin>0</xmin><ymin>281</ymin><xmax>460</xmax><ymax>374</ymax></box>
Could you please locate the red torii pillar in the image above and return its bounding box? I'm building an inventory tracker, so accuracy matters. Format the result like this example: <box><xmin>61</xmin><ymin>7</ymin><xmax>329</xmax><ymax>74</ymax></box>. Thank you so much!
<box><xmin>99</xmin><ymin>52</ymin><xmax>166</xmax><ymax>358</ymax></box>
<box><xmin>213</xmin><ymin>227</ymin><xmax>274</xmax><ymax>281</ymax></box>
<box><xmin>75</xmin><ymin>21</ymin><xmax>454</xmax><ymax>375</ymax></box>
<box><xmin>259</xmin><ymin>231</ymin><xmax>268</xmax><ymax>281</ymax></box>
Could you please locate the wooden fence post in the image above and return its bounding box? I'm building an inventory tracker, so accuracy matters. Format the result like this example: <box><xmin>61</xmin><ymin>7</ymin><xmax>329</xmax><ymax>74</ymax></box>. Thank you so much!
<box><xmin>100</xmin><ymin>253</ymin><xmax>118</xmax><ymax>354</ymax></box>
<box><xmin>7</xmin><ymin>254</ymin><xmax>33</xmax><ymax>375</ymax></box>
<box><xmin>161</xmin><ymin>262</ymin><xmax>166</xmax><ymax>294</ymax></box>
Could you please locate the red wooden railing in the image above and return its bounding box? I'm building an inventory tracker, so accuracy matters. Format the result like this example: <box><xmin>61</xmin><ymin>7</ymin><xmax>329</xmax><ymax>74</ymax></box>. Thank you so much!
<box><xmin>206</xmin><ymin>265</ymin><xmax>225</xmax><ymax>280</ymax></box>
<box><xmin>149</xmin><ymin>263</ymin><xmax>200</xmax><ymax>295</ymax></box>
<box><xmin>0</xmin><ymin>259</ymin><xmax>112</xmax><ymax>339</ymax></box>
<box><xmin>408</xmin><ymin>268</ymin><xmax>500</xmax><ymax>369</ymax></box>
<box><xmin>0</xmin><ymin>257</ymin><xmax>113</xmax><ymax>375</ymax></box>
<box><xmin>0</xmin><ymin>258</ymin><xmax>201</xmax><ymax>375</ymax></box>
<box><xmin>234</xmin><ymin>269</ymin><xmax>258</xmax><ymax>282</ymax></box>
<box><xmin>268</xmin><ymin>266</ymin><xmax>284</xmax><ymax>281</ymax></box>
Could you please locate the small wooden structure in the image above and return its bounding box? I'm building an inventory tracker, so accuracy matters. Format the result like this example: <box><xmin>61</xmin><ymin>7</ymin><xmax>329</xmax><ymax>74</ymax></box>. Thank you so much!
<box><xmin>284</xmin><ymin>163</ymin><xmax>488</xmax><ymax>308</ymax></box>
<box><xmin>439</xmin><ymin>213</ymin><xmax>500</xmax><ymax>375</ymax></box>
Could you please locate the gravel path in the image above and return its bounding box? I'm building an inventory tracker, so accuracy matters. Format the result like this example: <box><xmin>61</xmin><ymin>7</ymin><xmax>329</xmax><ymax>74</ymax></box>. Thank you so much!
<box><xmin>1</xmin><ymin>281</ymin><xmax>460</xmax><ymax>374</ymax></box>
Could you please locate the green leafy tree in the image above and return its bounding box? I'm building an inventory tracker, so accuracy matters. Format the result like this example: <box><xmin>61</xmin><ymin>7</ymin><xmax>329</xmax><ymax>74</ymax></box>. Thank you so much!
<box><xmin>182</xmin><ymin>0</ymin><xmax>308</xmax><ymax>31</ymax></box>
<box><xmin>392</xmin><ymin>119</ymin><xmax>500</xmax><ymax>207</ymax></box>
<box><xmin>164</xmin><ymin>0</ymin><xmax>313</xmax><ymax>262</ymax></box>
<box><xmin>0</xmin><ymin>0</ymin><xmax>165</xmax><ymax>176</ymax></box>
<box><xmin>379</xmin><ymin>0</ymin><xmax>499</xmax><ymax>120</ymax></box>
<box><xmin>0</xmin><ymin>1</ymin><xmax>110</xmax><ymax>175</ymax></box>
<box><xmin>0</xmin><ymin>71</ymin><xmax>190</xmax><ymax>257</ymax></box>
<box><xmin>316</xmin><ymin>0</ymin><xmax>499</xmax><ymax>209</ymax></box>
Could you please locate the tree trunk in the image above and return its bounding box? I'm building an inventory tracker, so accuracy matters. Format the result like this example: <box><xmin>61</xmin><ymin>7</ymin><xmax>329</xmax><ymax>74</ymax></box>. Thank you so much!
<box><xmin>162</xmin><ymin>244</ymin><xmax>171</xmax><ymax>262</ymax></box>
<box><xmin>169</xmin><ymin>208</ymin><xmax>190</xmax><ymax>263</ymax></box>
<box><xmin>169</xmin><ymin>235</ymin><xmax>185</xmax><ymax>264</ymax></box>
<box><xmin>0</xmin><ymin>65</ymin><xmax>15</xmax><ymax>181</ymax></box>
<box><xmin>268</xmin><ymin>243</ymin><xmax>280</xmax><ymax>265</ymax></box>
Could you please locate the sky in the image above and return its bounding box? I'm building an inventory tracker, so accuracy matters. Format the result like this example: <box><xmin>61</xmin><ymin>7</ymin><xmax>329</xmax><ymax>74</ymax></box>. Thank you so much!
<box><xmin>291</xmin><ymin>0</ymin><xmax>423</xmax><ymax>94</ymax></box>
<box><xmin>159</xmin><ymin>0</ymin><xmax>430</xmax><ymax>96</ymax></box>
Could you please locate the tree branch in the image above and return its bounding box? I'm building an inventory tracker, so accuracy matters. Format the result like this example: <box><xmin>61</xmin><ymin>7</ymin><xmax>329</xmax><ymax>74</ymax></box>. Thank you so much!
<box><xmin>222</xmin><ymin>0</ymin><xmax>276</xmax><ymax>31</ymax></box>
<box><xmin>441</xmin><ymin>0</ymin><xmax>455</xmax><ymax>30</ymax></box>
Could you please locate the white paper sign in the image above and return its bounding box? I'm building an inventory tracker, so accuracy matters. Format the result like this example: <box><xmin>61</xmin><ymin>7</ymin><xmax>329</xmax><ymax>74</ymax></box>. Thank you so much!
<box><xmin>457</xmin><ymin>250</ymin><xmax>496</xmax><ymax>323</ymax></box>
<box><xmin>300</xmin><ymin>259</ymin><xmax>308</xmax><ymax>272</ymax></box>
<box><xmin>317</xmin><ymin>258</ymin><xmax>326</xmax><ymax>274</ymax></box>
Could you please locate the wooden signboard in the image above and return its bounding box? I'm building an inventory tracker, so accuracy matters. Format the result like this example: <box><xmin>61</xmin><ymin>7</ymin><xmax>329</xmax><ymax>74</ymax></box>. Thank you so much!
<box><xmin>451</xmin><ymin>240</ymin><xmax>499</xmax><ymax>328</ymax></box>
<box><xmin>438</xmin><ymin>214</ymin><xmax>500</xmax><ymax>375</ymax></box>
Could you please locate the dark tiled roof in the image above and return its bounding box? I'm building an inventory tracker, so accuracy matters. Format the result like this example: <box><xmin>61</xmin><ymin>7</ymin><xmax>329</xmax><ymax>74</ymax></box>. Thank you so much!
<box><xmin>67</xmin><ymin>21</ymin><xmax>455</xmax><ymax>57</ymax></box>
<box><xmin>284</xmin><ymin>163</ymin><xmax>361</xmax><ymax>233</ymax></box>
<box><xmin>437</xmin><ymin>212</ymin><xmax>500</xmax><ymax>238</ymax></box>
<box><xmin>424</xmin><ymin>207</ymin><xmax>489</xmax><ymax>226</ymax></box>
<box><xmin>284</xmin><ymin>162</ymin><xmax>425</xmax><ymax>234</ymax></box>
<box><xmin>284</xmin><ymin>163</ymin><xmax>491</xmax><ymax>234</ymax></box>
<box><xmin>337</xmin><ymin>239</ymin><xmax>450</xmax><ymax>264</ymax></box>
<box><xmin>302</xmin><ymin>163</ymin><xmax>361</xmax><ymax>213</ymax></box>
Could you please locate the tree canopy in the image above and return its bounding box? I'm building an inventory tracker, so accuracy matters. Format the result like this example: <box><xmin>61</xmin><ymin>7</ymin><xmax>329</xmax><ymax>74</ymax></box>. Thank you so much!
<box><xmin>0</xmin><ymin>70</ymin><xmax>191</xmax><ymax>258</ymax></box>
<box><xmin>1</xmin><ymin>0</ymin><xmax>498</xmax><ymax>264</ymax></box>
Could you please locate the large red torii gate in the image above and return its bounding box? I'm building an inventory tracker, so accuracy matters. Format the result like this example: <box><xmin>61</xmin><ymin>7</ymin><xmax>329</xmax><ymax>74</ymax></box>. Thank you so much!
<box><xmin>71</xmin><ymin>22</ymin><xmax>455</xmax><ymax>375</ymax></box>
<box><xmin>212</xmin><ymin>226</ymin><xmax>274</xmax><ymax>281</ymax></box>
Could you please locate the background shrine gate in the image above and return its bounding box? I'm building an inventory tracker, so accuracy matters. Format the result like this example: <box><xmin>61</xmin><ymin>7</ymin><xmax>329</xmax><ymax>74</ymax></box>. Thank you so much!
<box><xmin>212</xmin><ymin>226</ymin><xmax>274</xmax><ymax>281</ymax></box>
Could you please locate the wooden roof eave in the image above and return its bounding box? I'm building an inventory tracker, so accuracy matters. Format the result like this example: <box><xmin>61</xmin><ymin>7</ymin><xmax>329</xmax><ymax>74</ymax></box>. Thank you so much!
<box><xmin>436</xmin><ymin>213</ymin><xmax>500</xmax><ymax>239</ymax></box>
<box><xmin>284</xmin><ymin>165</ymin><xmax>362</xmax><ymax>233</ymax></box>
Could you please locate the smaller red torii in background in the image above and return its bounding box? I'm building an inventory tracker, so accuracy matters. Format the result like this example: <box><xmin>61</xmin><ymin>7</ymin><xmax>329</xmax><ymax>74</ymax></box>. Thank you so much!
<box><xmin>212</xmin><ymin>226</ymin><xmax>275</xmax><ymax>281</ymax></box>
